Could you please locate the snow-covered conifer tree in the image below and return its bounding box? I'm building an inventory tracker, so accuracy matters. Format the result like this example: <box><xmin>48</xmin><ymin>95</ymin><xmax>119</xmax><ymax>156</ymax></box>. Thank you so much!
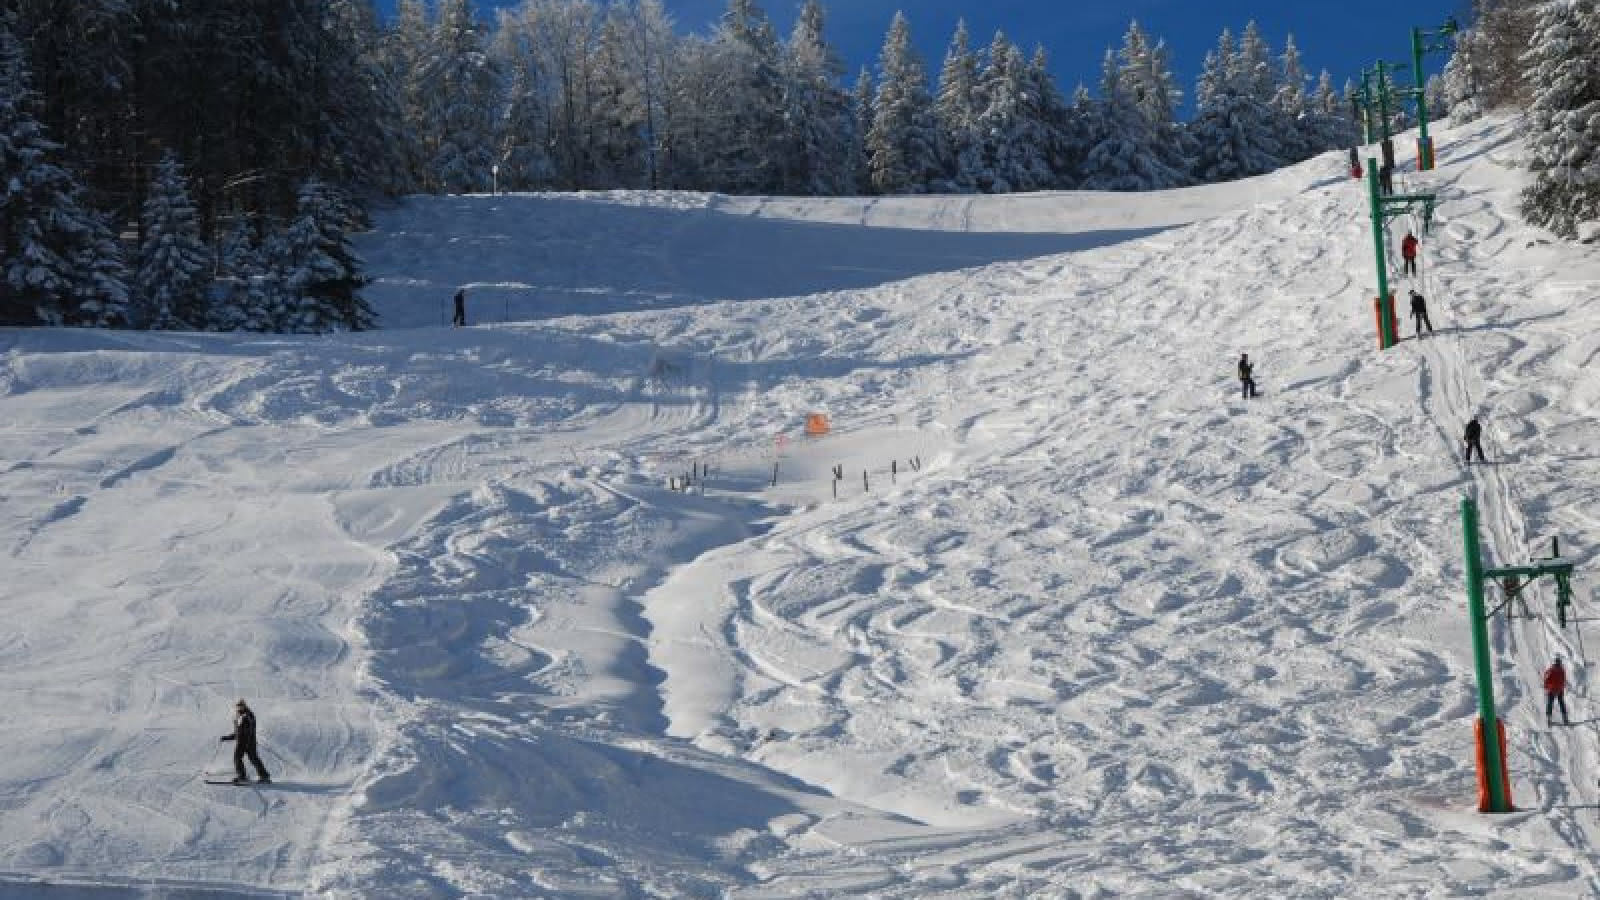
<box><xmin>779</xmin><ymin>0</ymin><xmax>853</xmax><ymax>195</ymax></box>
<box><xmin>974</xmin><ymin>32</ymin><xmax>1027</xmax><ymax>192</ymax></box>
<box><xmin>707</xmin><ymin>0</ymin><xmax>786</xmax><ymax>193</ymax></box>
<box><xmin>210</xmin><ymin>221</ymin><xmax>277</xmax><ymax>333</ymax></box>
<box><xmin>1115</xmin><ymin>21</ymin><xmax>1192</xmax><ymax>186</ymax></box>
<box><xmin>0</xmin><ymin>23</ymin><xmax>128</xmax><ymax>326</ymax></box>
<box><xmin>934</xmin><ymin>20</ymin><xmax>982</xmax><ymax>192</ymax></box>
<box><xmin>1023</xmin><ymin>47</ymin><xmax>1074</xmax><ymax>190</ymax></box>
<box><xmin>422</xmin><ymin>0</ymin><xmax>500</xmax><ymax>193</ymax></box>
<box><xmin>271</xmin><ymin>180</ymin><xmax>374</xmax><ymax>333</ymax></box>
<box><xmin>867</xmin><ymin>12</ymin><xmax>938</xmax><ymax>194</ymax></box>
<box><xmin>1081</xmin><ymin>49</ymin><xmax>1186</xmax><ymax>191</ymax></box>
<box><xmin>1441</xmin><ymin>28</ymin><xmax>1486</xmax><ymax>124</ymax></box>
<box><xmin>1189</xmin><ymin>27</ymin><xmax>1283</xmax><ymax>182</ymax></box>
<box><xmin>385</xmin><ymin>0</ymin><xmax>435</xmax><ymax>191</ymax></box>
<box><xmin>1522</xmin><ymin>0</ymin><xmax>1600</xmax><ymax>237</ymax></box>
<box><xmin>134</xmin><ymin>151</ymin><xmax>212</xmax><ymax>330</ymax></box>
<box><xmin>848</xmin><ymin>68</ymin><xmax>874</xmax><ymax>194</ymax></box>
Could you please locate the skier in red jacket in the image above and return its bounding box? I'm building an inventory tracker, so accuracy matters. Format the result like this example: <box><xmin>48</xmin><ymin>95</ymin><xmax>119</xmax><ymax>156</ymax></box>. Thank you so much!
<box><xmin>1401</xmin><ymin>232</ymin><xmax>1419</xmax><ymax>277</ymax></box>
<box><xmin>1544</xmin><ymin>657</ymin><xmax>1570</xmax><ymax>726</ymax></box>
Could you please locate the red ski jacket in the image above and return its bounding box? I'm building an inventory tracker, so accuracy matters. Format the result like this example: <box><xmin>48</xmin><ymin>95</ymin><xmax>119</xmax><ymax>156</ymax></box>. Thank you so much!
<box><xmin>1401</xmin><ymin>235</ymin><xmax>1419</xmax><ymax>259</ymax></box>
<box><xmin>1545</xmin><ymin>663</ymin><xmax>1567</xmax><ymax>694</ymax></box>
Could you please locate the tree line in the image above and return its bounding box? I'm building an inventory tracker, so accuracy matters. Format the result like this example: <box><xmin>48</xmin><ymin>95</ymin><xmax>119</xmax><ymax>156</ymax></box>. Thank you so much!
<box><xmin>0</xmin><ymin>0</ymin><xmax>1412</xmax><ymax>332</ymax></box>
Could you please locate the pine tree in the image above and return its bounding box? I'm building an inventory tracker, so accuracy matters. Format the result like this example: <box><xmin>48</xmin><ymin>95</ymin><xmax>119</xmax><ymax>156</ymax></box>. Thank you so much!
<box><xmin>848</xmin><ymin>67</ymin><xmax>874</xmax><ymax>194</ymax></box>
<box><xmin>387</xmin><ymin>0</ymin><xmax>435</xmax><ymax>191</ymax></box>
<box><xmin>590</xmin><ymin>13</ymin><xmax>650</xmax><ymax>189</ymax></box>
<box><xmin>974</xmin><ymin>32</ymin><xmax>1026</xmax><ymax>192</ymax></box>
<box><xmin>1441</xmin><ymin>26</ymin><xmax>1487</xmax><ymax>124</ymax></box>
<box><xmin>422</xmin><ymin>0</ymin><xmax>500</xmax><ymax>193</ymax></box>
<box><xmin>211</xmin><ymin>221</ymin><xmax>277</xmax><ymax>333</ymax></box>
<box><xmin>780</xmin><ymin>0</ymin><xmax>853</xmax><ymax>195</ymax></box>
<box><xmin>1081</xmin><ymin>48</ymin><xmax>1186</xmax><ymax>191</ymax></box>
<box><xmin>867</xmin><ymin>12</ymin><xmax>939</xmax><ymax>194</ymax></box>
<box><xmin>1306</xmin><ymin>69</ymin><xmax>1359</xmax><ymax>151</ymax></box>
<box><xmin>1189</xmin><ymin>26</ymin><xmax>1283</xmax><ymax>182</ymax></box>
<box><xmin>320</xmin><ymin>0</ymin><xmax>410</xmax><ymax>198</ymax></box>
<box><xmin>271</xmin><ymin>180</ymin><xmax>374</xmax><ymax>333</ymax></box>
<box><xmin>134</xmin><ymin>151</ymin><xmax>212</xmax><ymax>329</ymax></box>
<box><xmin>708</xmin><ymin>0</ymin><xmax>786</xmax><ymax>193</ymax></box>
<box><xmin>1273</xmin><ymin>35</ymin><xmax>1312</xmax><ymax>161</ymax></box>
<box><xmin>1522</xmin><ymin>0</ymin><xmax>1600</xmax><ymax>237</ymax></box>
<box><xmin>1024</xmin><ymin>47</ymin><xmax>1075</xmax><ymax>190</ymax></box>
<box><xmin>1115</xmin><ymin>20</ymin><xmax>1191</xmax><ymax>187</ymax></box>
<box><xmin>0</xmin><ymin>23</ymin><xmax>128</xmax><ymax>327</ymax></box>
<box><xmin>934</xmin><ymin>20</ymin><xmax>982</xmax><ymax>192</ymax></box>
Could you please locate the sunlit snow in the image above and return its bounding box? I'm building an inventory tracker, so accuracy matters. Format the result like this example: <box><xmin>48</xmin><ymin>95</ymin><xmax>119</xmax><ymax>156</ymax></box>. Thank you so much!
<box><xmin>4</xmin><ymin>115</ymin><xmax>1600</xmax><ymax>897</ymax></box>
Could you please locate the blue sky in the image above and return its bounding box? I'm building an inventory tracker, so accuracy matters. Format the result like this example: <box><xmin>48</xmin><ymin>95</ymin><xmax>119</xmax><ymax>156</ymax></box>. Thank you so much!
<box><xmin>393</xmin><ymin>1</ymin><xmax>1465</xmax><ymax>115</ymax></box>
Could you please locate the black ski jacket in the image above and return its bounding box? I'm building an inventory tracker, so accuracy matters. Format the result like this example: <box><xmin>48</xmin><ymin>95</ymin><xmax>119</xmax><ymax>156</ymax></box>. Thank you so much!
<box><xmin>223</xmin><ymin>707</ymin><xmax>259</xmax><ymax>749</ymax></box>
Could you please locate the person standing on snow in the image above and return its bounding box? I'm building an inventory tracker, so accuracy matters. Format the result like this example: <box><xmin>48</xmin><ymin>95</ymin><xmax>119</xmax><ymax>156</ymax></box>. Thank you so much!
<box><xmin>1401</xmin><ymin>231</ymin><xmax>1419</xmax><ymax>277</ymax></box>
<box><xmin>1464</xmin><ymin>416</ymin><xmax>1486</xmax><ymax>464</ymax></box>
<box><xmin>1545</xmin><ymin>657</ymin><xmax>1571</xmax><ymax>726</ymax></box>
<box><xmin>452</xmin><ymin>288</ymin><xmax>467</xmax><ymax>327</ymax></box>
<box><xmin>1409</xmin><ymin>289</ymin><xmax>1434</xmax><ymax>337</ymax></box>
<box><xmin>221</xmin><ymin>699</ymin><xmax>271</xmax><ymax>784</ymax></box>
<box><xmin>1238</xmin><ymin>353</ymin><xmax>1259</xmax><ymax>399</ymax></box>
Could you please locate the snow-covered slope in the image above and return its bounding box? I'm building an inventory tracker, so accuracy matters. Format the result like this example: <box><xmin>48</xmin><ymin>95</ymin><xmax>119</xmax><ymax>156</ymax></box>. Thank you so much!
<box><xmin>4</xmin><ymin>114</ymin><xmax>1600</xmax><ymax>897</ymax></box>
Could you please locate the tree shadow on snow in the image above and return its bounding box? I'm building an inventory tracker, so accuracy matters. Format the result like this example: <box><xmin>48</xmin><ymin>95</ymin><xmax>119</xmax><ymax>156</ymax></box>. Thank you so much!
<box><xmin>361</xmin><ymin>195</ymin><xmax>1175</xmax><ymax>328</ymax></box>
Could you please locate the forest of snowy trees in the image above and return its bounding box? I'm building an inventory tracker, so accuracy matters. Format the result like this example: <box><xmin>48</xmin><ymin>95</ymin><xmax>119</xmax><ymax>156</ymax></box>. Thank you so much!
<box><xmin>2</xmin><ymin>0</ymin><xmax>1596</xmax><ymax>332</ymax></box>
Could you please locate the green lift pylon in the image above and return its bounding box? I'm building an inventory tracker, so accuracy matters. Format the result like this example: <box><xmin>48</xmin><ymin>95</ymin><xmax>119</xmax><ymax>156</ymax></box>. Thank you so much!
<box><xmin>1461</xmin><ymin>497</ymin><xmax>1511</xmax><ymax>813</ymax></box>
<box><xmin>1460</xmin><ymin>496</ymin><xmax>1581</xmax><ymax>813</ymax></box>
<box><xmin>1407</xmin><ymin>19</ymin><xmax>1460</xmax><ymax>170</ymax></box>
<box><xmin>1365</xmin><ymin>158</ymin><xmax>1436</xmax><ymax>350</ymax></box>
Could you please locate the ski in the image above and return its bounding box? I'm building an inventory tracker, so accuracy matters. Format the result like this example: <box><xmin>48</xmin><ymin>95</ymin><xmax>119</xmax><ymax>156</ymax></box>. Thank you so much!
<box><xmin>204</xmin><ymin>779</ymin><xmax>273</xmax><ymax>786</ymax></box>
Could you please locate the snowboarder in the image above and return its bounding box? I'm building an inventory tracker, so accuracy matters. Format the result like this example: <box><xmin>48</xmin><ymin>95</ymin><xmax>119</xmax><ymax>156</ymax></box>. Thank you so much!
<box><xmin>452</xmin><ymin>288</ymin><xmax>467</xmax><ymax>327</ymax></box>
<box><xmin>1409</xmin><ymin>289</ymin><xmax>1434</xmax><ymax>337</ymax></box>
<box><xmin>1238</xmin><ymin>353</ymin><xmax>1259</xmax><ymax>399</ymax></box>
<box><xmin>1379</xmin><ymin>161</ymin><xmax>1394</xmax><ymax>196</ymax></box>
<box><xmin>1348</xmin><ymin>147</ymin><xmax>1362</xmax><ymax>179</ymax></box>
<box><xmin>220</xmin><ymin>699</ymin><xmax>271</xmax><ymax>784</ymax></box>
<box><xmin>1463</xmin><ymin>416</ymin><xmax>1485</xmax><ymax>464</ymax></box>
<box><xmin>1545</xmin><ymin>657</ymin><xmax>1570</xmax><ymax>726</ymax></box>
<box><xmin>1401</xmin><ymin>231</ymin><xmax>1419</xmax><ymax>277</ymax></box>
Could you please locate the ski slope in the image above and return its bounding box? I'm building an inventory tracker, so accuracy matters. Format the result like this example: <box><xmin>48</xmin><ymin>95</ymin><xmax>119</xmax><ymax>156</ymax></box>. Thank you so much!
<box><xmin>3</xmin><ymin>114</ymin><xmax>1600</xmax><ymax>897</ymax></box>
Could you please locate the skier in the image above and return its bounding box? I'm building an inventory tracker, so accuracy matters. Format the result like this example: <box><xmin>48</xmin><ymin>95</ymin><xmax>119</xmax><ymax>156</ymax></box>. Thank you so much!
<box><xmin>1238</xmin><ymin>353</ymin><xmax>1259</xmax><ymax>399</ymax></box>
<box><xmin>1348</xmin><ymin>147</ymin><xmax>1362</xmax><ymax>179</ymax></box>
<box><xmin>1409</xmin><ymin>289</ymin><xmax>1434</xmax><ymax>337</ymax></box>
<box><xmin>452</xmin><ymin>288</ymin><xmax>467</xmax><ymax>327</ymax></box>
<box><xmin>1544</xmin><ymin>657</ymin><xmax>1570</xmax><ymax>726</ymax></box>
<box><xmin>1401</xmin><ymin>231</ymin><xmax>1419</xmax><ymax>277</ymax></box>
<box><xmin>220</xmin><ymin>699</ymin><xmax>271</xmax><ymax>784</ymax></box>
<box><xmin>1379</xmin><ymin>161</ymin><xmax>1395</xmax><ymax>196</ymax></box>
<box><xmin>1463</xmin><ymin>416</ymin><xmax>1485</xmax><ymax>464</ymax></box>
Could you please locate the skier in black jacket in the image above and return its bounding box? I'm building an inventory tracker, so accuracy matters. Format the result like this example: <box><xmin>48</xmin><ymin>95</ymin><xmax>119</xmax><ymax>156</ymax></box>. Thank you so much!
<box><xmin>1409</xmin><ymin>289</ymin><xmax>1434</xmax><ymax>337</ymax></box>
<box><xmin>1464</xmin><ymin>417</ymin><xmax>1486</xmax><ymax>464</ymax></box>
<box><xmin>1238</xmin><ymin>353</ymin><xmax>1259</xmax><ymax>399</ymax></box>
<box><xmin>221</xmin><ymin>699</ymin><xmax>271</xmax><ymax>784</ymax></box>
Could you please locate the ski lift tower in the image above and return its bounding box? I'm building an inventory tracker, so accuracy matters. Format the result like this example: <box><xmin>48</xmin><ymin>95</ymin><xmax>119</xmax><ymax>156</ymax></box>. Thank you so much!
<box><xmin>1365</xmin><ymin>154</ymin><xmax>1436</xmax><ymax>350</ymax></box>
<box><xmin>1406</xmin><ymin>18</ymin><xmax>1460</xmax><ymax>170</ymax></box>
<box><xmin>1460</xmin><ymin>497</ymin><xmax>1581</xmax><ymax>813</ymax></box>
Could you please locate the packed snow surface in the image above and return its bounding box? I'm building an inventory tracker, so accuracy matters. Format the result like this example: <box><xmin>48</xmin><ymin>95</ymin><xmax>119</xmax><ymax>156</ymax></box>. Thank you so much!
<box><xmin>4</xmin><ymin>116</ymin><xmax>1600</xmax><ymax>897</ymax></box>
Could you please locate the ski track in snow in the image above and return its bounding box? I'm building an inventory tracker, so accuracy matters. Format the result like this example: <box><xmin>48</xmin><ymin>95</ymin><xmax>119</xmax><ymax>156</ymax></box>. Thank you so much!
<box><xmin>4</xmin><ymin>115</ymin><xmax>1600</xmax><ymax>896</ymax></box>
